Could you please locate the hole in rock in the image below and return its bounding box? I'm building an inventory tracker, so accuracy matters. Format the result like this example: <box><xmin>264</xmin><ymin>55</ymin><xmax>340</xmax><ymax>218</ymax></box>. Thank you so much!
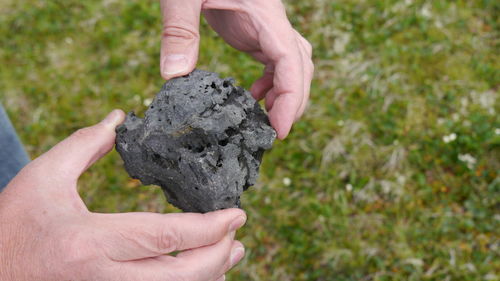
<box><xmin>225</xmin><ymin>127</ymin><xmax>237</xmax><ymax>137</ymax></box>
<box><xmin>218</xmin><ymin>139</ymin><xmax>229</xmax><ymax>146</ymax></box>
<box><xmin>216</xmin><ymin>155</ymin><xmax>223</xmax><ymax>167</ymax></box>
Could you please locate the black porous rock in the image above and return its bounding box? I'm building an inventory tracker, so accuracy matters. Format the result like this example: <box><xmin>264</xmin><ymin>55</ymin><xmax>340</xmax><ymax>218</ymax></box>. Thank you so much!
<box><xmin>115</xmin><ymin>69</ymin><xmax>276</xmax><ymax>213</ymax></box>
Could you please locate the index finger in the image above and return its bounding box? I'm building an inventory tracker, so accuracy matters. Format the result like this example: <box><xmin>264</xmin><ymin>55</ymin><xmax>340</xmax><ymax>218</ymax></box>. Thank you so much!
<box><xmin>266</xmin><ymin>52</ymin><xmax>304</xmax><ymax>139</ymax></box>
<box><xmin>96</xmin><ymin>209</ymin><xmax>247</xmax><ymax>261</ymax></box>
<box><xmin>252</xmin><ymin>5</ymin><xmax>305</xmax><ymax>139</ymax></box>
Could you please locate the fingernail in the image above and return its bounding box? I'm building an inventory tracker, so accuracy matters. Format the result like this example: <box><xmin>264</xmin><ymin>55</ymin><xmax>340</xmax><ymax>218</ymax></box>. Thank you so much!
<box><xmin>101</xmin><ymin>109</ymin><xmax>122</xmax><ymax>127</ymax></box>
<box><xmin>229</xmin><ymin>216</ymin><xmax>246</xmax><ymax>232</ymax></box>
<box><xmin>230</xmin><ymin>246</ymin><xmax>245</xmax><ymax>267</ymax></box>
<box><xmin>163</xmin><ymin>54</ymin><xmax>188</xmax><ymax>77</ymax></box>
<box><xmin>216</xmin><ymin>275</ymin><xmax>225</xmax><ymax>281</ymax></box>
<box><xmin>229</xmin><ymin>231</ymin><xmax>236</xmax><ymax>240</ymax></box>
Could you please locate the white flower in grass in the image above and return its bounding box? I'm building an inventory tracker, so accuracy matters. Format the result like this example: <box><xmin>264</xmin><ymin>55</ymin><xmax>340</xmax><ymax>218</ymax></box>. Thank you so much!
<box><xmin>397</xmin><ymin>175</ymin><xmax>406</xmax><ymax>185</ymax></box>
<box><xmin>443</xmin><ymin>133</ymin><xmax>457</xmax><ymax>143</ymax></box>
<box><xmin>128</xmin><ymin>59</ymin><xmax>139</xmax><ymax>67</ymax></box>
<box><xmin>495</xmin><ymin>128</ymin><xmax>500</xmax><ymax>135</ymax></box>
<box><xmin>403</xmin><ymin>258</ymin><xmax>424</xmax><ymax>267</ymax></box>
<box><xmin>143</xmin><ymin>98</ymin><xmax>153</xmax><ymax>107</ymax></box>
<box><xmin>485</xmin><ymin>273</ymin><xmax>498</xmax><ymax>281</ymax></box>
<box><xmin>435</xmin><ymin>20</ymin><xmax>443</xmax><ymax>29</ymax></box>
<box><xmin>420</xmin><ymin>4</ymin><xmax>432</xmax><ymax>18</ymax></box>
<box><xmin>345</xmin><ymin>184</ymin><xmax>353</xmax><ymax>192</ymax></box>
<box><xmin>282</xmin><ymin>177</ymin><xmax>291</xmax><ymax>186</ymax></box>
<box><xmin>462</xmin><ymin>263</ymin><xmax>476</xmax><ymax>272</ymax></box>
<box><xmin>458</xmin><ymin>153</ymin><xmax>476</xmax><ymax>169</ymax></box>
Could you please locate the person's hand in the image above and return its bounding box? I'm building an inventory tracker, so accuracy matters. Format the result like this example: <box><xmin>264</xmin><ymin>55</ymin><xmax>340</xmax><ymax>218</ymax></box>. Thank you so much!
<box><xmin>159</xmin><ymin>0</ymin><xmax>314</xmax><ymax>139</ymax></box>
<box><xmin>0</xmin><ymin>110</ymin><xmax>246</xmax><ymax>281</ymax></box>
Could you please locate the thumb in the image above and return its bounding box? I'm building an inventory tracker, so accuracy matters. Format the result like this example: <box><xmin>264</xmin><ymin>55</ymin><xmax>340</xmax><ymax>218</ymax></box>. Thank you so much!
<box><xmin>160</xmin><ymin>0</ymin><xmax>202</xmax><ymax>80</ymax></box>
<box><xmin>30</xmin><ymin>110</ymin><xmax>125</xmax><ymax>184</ymax></box>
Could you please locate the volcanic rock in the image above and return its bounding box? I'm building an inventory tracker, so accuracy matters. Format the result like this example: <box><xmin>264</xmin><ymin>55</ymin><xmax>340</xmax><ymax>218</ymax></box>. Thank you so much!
<box><xmin>115</xmin><ymin>69</ymin><xmax>276</xmax><ymax>212</ymax></box>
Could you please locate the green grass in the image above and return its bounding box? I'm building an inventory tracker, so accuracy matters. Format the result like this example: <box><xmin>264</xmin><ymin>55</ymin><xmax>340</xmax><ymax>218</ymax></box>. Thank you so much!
<box><xmin>1</xmin><ymin>0</ymin><xmax>499</xmax><ymax>280</ymax></box>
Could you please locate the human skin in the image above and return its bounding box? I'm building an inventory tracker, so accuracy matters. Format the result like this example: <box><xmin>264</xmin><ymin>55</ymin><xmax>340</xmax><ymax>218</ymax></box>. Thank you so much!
<box><xmin>159</xmin><ymin>0</ymin><xmax>314</xmax><ymax>139</ymax></box>
<box><xmin>0</xmin><ymin>110</ymin><xmax>246</xmax><ymax>281</ymax></box>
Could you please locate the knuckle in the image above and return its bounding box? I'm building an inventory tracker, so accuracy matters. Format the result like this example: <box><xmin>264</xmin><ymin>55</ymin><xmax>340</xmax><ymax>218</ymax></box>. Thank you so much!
<box><xmin>304</xmin><ymin>41</ymin><xmax>313</xmax><ymax>57</ymax></box>
<box><xmin>273</xmin><ymin>44</ymin><xmax>292</xmax><ymax>61</ymax></box>
<box><xmin>162</xmin><ymin>20</ymin><xmax>199</xmax><ymax>42</ymax></box>
<box><xmin>157</xmin><ymin>228</ymin><xmax>180</xmax><ymax>252</ymax></box>
<box><xmin>72</xmin><ymin>126</ymin><xmax>97</xmax><ymax>139</ymax></box>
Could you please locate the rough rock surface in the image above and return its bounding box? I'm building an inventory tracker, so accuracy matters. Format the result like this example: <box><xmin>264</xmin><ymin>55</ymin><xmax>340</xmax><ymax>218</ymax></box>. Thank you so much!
<box><xmin>115</xmin><ymin>69</ymin><xmax>276</xmax><ymax>213</ymax></box>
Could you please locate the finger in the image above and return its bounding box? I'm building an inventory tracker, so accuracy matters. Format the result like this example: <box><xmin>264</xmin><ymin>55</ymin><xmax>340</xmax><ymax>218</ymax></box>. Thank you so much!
<box><xmin>115</xmin><ymin>236</ymin><xmax>244</xmax><ymax>281</ymax></box>
<box><xmin>266</xmin><ymin>47</ymin><xmax>304</xmax><ymax>139</ymax></box>
<box><xmin>294</xmin><ymin>32</ymin><xmax>314</xmax><ymax>119</ymax></box>
<box><xmin>250</xmin><ymin>65</ymin><xmax>274</xmax><ymax>101</ymax></box>
<box><xmin>97</xmin><ymin>209</ymin><xmax>246</xmax><ymax>261</ymax></box>
<box><xmin>175</xmin><ymin>238</ymin><xmax>245</xmax><ymax>281</ymax></box>
<box><xmin>160</xmin><ymin>0</ymin><xmax>203</xmax><ymax>80</ymax></box>
<box><xmin>205</xmin><ymin>0</ymin><xmax>304</xmax><ymax>139</ymax></box>
<box><xmin>26</xmin><ymin>110</ymin><xmax>125</xmax><ymax>185</ymax></box>
<box><xmin>256</xmin><ymin>24</ymin><xmax>304</xmax><ymax>139</ymax></box>
<box><xmin>264</xmin><ymin>88</ymin><xmax>277</xmax><ymax>111</ymax></box>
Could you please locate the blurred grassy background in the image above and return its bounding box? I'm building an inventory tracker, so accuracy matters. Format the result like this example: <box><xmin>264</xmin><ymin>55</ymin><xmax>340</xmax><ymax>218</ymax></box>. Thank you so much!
<box><xmin>1</xmin><ymin>0</ymin><xmax>499</xmax><ymax>280</ymax></box>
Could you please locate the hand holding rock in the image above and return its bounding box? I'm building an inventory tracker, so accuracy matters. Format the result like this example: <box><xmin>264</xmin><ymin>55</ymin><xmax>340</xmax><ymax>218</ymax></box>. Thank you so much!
<box><xmin>0</xmin><ymin>110</ymin><xmax>246</xmax><ymax>281</ymax></box>
<box><xmin>160</xmin><ymin>0</ymin><xmax>314</xmax><ymax>139</ymax></box>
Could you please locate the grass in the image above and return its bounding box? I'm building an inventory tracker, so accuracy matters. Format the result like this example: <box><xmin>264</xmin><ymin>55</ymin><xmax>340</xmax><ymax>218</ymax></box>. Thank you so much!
<box><xmin>1</xmin><ymin>0</ymin><xmax>499</xmax><ymax>280</ymax></box>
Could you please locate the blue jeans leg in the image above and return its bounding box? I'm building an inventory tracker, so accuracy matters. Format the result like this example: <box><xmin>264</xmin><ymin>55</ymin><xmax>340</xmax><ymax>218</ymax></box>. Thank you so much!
<box><xmin>0</xmin><ymin>104</ymin><xmax>30</xmax><ymax>192</ymax></box>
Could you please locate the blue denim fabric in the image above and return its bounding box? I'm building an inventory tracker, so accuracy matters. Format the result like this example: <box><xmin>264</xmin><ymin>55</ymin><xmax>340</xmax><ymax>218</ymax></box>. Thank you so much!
<box><xmin>0</xmin><ymin>104</ymin><xmax>30</xmax><ymax>192</ymax></box>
